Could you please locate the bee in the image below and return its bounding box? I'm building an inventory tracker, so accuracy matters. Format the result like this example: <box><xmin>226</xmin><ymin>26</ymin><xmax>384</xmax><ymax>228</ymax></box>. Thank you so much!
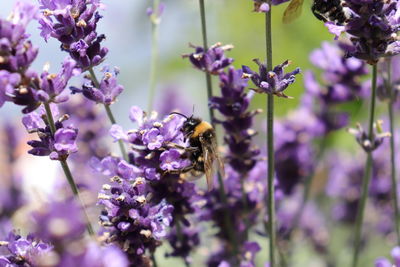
<box><xmin>282</xmin><ymin>0</ymin><xmax>305</xmax><ymax>24</ymax></box>
<box><xmin>169</xmin><ymin>112</ymin><xmax>224</xmax><ymax>191</ymax></box>
<box><xmin>311</xmin><ymin>0</ymin><xmax>352</xmax><ymax>25</ymax></box>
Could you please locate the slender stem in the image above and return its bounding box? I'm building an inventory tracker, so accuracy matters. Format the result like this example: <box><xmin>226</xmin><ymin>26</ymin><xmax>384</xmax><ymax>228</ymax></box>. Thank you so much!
<box><xmin>386</xmin><ymin>59</ymin><xmax>400</xmax><ymax>245</ymax></box>
<box><xmin>265</xmin><ymin>2</ymin><xmax>276</xmax><ymax>266</ymax></box>
<box><xmin>351</xmin><ymin>64</ymin><xmax>377</xmax><ymax>267</ymax></box>
<box><xmin>60</xmin><ymin>160</ymin><xmax>95</xmax><ymax>235</ymax></box>
<box><xmin>147</xmin><ymin>0</ymin><xmax>160</xmax><ymax>111</ymax></box>
<box><xmin>198</xmin><ymin>0</ymin><xmax>238</xmax><ymax>259</ymax></box>
<box><xmin>151</xmin><ymin>252</ymin><xmax>158</xmax><ymax>267</ymax></box>
<box><xmin>43</xmin><ymin>102</ymin><xmax>95</xmax><ymax>236</ymax></box>
<box><xmin>88</xmin><ymin>68</ymin><xmax>128</xmax><ymax>161</ymax></box>
<box><xmin>199</xmin><ymin>0</ymin><xmax>215</xmax><ymax>123</ymax></box>
<box><xmin>175</xmin><ymin>220</ymin><xmax>190</xmax><ymax>267</ymax></box>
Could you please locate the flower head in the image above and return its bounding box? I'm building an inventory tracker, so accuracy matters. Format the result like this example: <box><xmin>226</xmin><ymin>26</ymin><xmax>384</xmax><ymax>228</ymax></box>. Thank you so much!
<box><xmin>325</xmin><ymin>0</ymin><xmax>400</xmax><ymax>63</ymax></box>
<box><xmin>183</xmin><ymin>43</ymin><xmax>234</xmax><ymax>75</ymax></box>
<box><xmin>22</xmin><ymin>104</ymin><xmax>78</xmax><ymax>160</ymax></box>
<box><xmin>347</xmin><ymin>120</ymin><xmax>391</xmax><ymax>152</ymax></box>
<box><xmin>38</xmin><ymin>0</ymin><xmax>108</xmax><ymax>69</ymax></box>
<box><xmin>242</xmin><ymin>59</ymin><xmax>300</xmax><ymax>98</ymax></box>
<box><xmin>71</xmin><ymin>67</ymin><xmax>124</xmax><ymax>105</ymax></box>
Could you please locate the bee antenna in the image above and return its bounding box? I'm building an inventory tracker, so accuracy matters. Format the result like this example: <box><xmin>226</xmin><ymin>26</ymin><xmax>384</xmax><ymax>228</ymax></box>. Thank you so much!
<box><xmin>169</xmin><ymin>112</ymin><xmax>188</xmax><ymax>119</ymax></box>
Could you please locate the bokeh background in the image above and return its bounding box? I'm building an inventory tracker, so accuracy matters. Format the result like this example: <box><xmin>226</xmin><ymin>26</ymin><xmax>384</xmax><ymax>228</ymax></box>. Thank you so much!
<box><xmin>0</xmin><ymin>1</ymin><xmax>393</xmax><ymax>266</ymax></box>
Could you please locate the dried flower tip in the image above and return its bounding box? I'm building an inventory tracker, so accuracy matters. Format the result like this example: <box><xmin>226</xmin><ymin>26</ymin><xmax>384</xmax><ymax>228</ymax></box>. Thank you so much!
<box><xmin>102</xmin><ymin>184</ymin><xmax>112</xmax><ymax>190</ymax></box>
<box><xmin>140</xmin><ymin>230</ymin><xmax>152</xmax><ymax>238</ymax></box>
<box><xmin>98</xmin><ymin>193</ymin><xmax>111</xmax><ymax>200</ymax></box>
<box><xmin>76</xmin><ymin>19</ymin><xmax>87</xmax><ymax>27</ymax></box>
<box><xmin>116</xmin><ymin>195</ymin><xmax>125</xmax><ymax>201</ymax></box>
<box><xmin>136</xmin><ymin>196</ymin><xmax>146</xmax><ymax>204</ymax></box>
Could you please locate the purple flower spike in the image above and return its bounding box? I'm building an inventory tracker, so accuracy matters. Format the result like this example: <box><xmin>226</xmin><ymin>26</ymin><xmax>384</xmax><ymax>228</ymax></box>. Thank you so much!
<box><xmin>72</xmin><ymin>68</ymin><xmax>124</xmax><ymax>105</ymax></box>
<box><xmin>183</xmin><ymin>42</ymin><xmax>234</xmax><ymax>75</ymax></box>
<box><xmin>23</xmin><ymin>105</ymin><xmax>79</xmax><ymax>160</ymax></box>
<box><xmin>38</xmin><ymin>0</ymin><xmax>108</xmax><ymax>69</ymax></box>
<box><xmin>0</xmin><ymin>232</ymin><xmax>52</xmax><ymax>266</ymax></box>
<box><xmin>243</xmin><ymin>59</ymin><xmax>300</xmax><ymax>98</ymax></box>
<box><xmin>0</xmin><ymin>2</ymin><xmax>40</xmax><ymax>113</ymax></box>
<box><xmin>323</xmin><ymin>0</ymin><xmax>400</xmax><ymax>63</ymax></box>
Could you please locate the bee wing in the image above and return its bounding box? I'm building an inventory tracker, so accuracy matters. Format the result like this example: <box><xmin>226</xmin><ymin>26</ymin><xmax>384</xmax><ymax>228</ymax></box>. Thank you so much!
<box><xmin>282</xmin><ymin>0</ymin><xmax>304</xmax><ymax>24</ymax></box>
<box><xmin>200</xmin><ymin>135</ymin><xmax>224</xmax><ymax>191</ymax></box>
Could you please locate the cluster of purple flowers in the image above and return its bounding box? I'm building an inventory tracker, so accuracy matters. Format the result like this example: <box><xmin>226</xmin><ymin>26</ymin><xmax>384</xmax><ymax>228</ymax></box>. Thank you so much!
<box><xmin>96</xmin><ymin>107</ymin><xmax>202</xmax><ymax>264</ymax></box>
<box><xmin>22</xmin><ymin>104</ymin><xmax>78</xmax><ymax>161</ymax></box>
<box><xmin>243</xmin><ymin>59</ymin><xmax>301</xmax><ymax>98</ymax></box>
<box><xmin>38</xmin><ymin>0</ymin><xmax>108</xmax><ymax>69</ymax></box>
<box><xmin>0</xmin><ymin>2</ymin><xmax>39</xmax><ymax>113</ymax></box>
<box><xmin>325</xmin><ymin>0</ymin><xmax>400</xmax><ymax>64</ymax></box>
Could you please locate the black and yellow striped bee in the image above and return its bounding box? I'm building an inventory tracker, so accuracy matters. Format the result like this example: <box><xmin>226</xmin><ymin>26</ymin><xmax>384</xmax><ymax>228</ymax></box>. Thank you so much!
<box><xmin>311</xmin><ymin>0</ymin><xmax>352</xmax><ymax>25</ymax></box>
<box><xmin>170</xmin><ymin>112</ymin><xmax>224</xmax><ymax>191</ymax></box>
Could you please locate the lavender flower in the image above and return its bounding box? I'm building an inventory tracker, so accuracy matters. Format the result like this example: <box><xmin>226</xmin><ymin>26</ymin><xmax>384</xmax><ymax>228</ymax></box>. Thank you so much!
<box><xmin>210</xmin><ymin>67</ymin><xmax>260</xmax><ymax>173</ymax></box>
<box><xmin>98</xmin><ymin>107</ymin><xmax>202</xmax><ymax>264</ymax></box>
<box><xmin>22</xmin><ymin>104</ymin><xmax>78</xmax><ymax>160</ymax></box>
<box><xmin>183</xmin><ymin>43</ymin><xmax>234</xmax><ymax>75</ymax></box>
<box><xmin>34</xmin><ymin>58</ymin><xmax>80</xmax><ymax>104</ymax></box>
<box><xmin>375</xmin><ymin>247</ymin><xmax>400</xmax><ymax>267</ymax></box>
<box><xmin>242</xmin><ymin>59</ymin><xmax>300</xmax><ymax>98</ymax></box>
<box><xmin>0</xmin><ymin>232</ymin><xmax>52</xmax><ymax>266</ymax></box>
<box><xmin>38</xmin><ymin>0</ymin><xmax>108</xmax><ymax>69</ymax></box>
<box><xmin>252</xmin><ymin>0</ymin><xmax>290</xmax><ymax>13</ymax></box>
<box><xmin>325</xmin><ymin>0</ymin><xmax>400</xmax><ymax>63</ymax></box>
<box><xmin>0</xmin><ymin>2</ymin><xmax>40</xmax><ymax>113</ymax></box>
<box><xmin>347</xmin><ymin>120</ymin><xmax>391</xmax><ymax>152</ymax></box>
<box><xmin>71</xmin><ymin>67</ymin><xmax>124</xmax><ymax>105</ymax></box>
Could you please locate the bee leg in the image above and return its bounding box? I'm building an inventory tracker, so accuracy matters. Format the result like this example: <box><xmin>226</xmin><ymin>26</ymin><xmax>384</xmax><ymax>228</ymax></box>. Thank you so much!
<box><xmin>164</xmin><ymin>141</ymin><xmax>199</xmax><ymax>152</ymax></box>
<box><xmin>163</xmin><ymin>164</ymin><xmax>195</xmax><ymax>175</ymax></box>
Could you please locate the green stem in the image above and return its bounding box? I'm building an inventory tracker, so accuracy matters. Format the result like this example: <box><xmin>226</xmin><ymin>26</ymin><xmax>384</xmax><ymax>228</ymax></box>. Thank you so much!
<box><xmin>351</xmin><ymin>64</ymin><xmax>377</xmax><ymax>267</ymax></box>
<box><xmin>265</xmin><ymin>2</ymin><xmax>276</xmax><ymax>266</ymax></box>
<box><xmin>199</xmin><ymin>0</ymin><xmax>215</xmax><ymax>123</ymax></box>
<box><xmin>175</xmin><ymin>220</ymin><xmax>190</xmax><ymax>267</ymax></box>
<box><xmin>151</xmin><ymin>252</ymin><xmax>158</xmax><ymax>267</ymax></box>
<box><xmin>147</xmin><ymin>0</ymin><xmax>160</xmax><ymax>112</ymax></box>
<box><xmin>386</xmin><ymin>59</ymin><xmax>400</xmax><ymax>245</ymax></box>
<box><xmin>43</xmin><ymin>102</ymin><xmax>95</xmax><ymax>236</ymax></box>
<box><xmin>198</xmin><ymin>0</ymin><xmax>238</xmax><ymax>259</ymax></box>
<box><xmin>88</xmin><ymin>67</ymin><xmax>128</xmax><ymax>161</ymax></box>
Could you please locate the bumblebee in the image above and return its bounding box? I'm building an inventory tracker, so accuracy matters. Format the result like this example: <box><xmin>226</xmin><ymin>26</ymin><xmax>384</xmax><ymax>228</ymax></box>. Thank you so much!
<box><xmin>311</xmin><ymin>0</ymin><xmax>352</xmax><ymax>25</ymax></box>
<box><xmin>170</xmin><ymin>112</ymin><xmax>224</xmax><ymax>191</ymax></box>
